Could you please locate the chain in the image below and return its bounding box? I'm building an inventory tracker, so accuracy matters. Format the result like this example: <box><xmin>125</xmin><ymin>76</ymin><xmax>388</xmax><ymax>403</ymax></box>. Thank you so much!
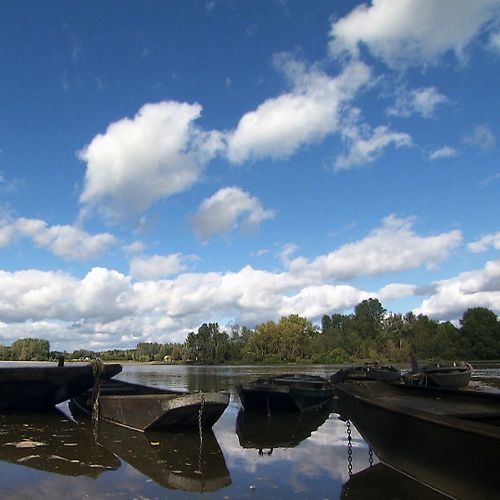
<box><xmin>90</xmin><ymin>360</ymin><xmax>104</xmax><ymax>440</ymax></box>
<box><xmin>346</xmin><ymin>420</ymin><xmax>353</xmax><ymax>477</ymax></box>
<box><xmin>197</xmin><ymin>391</ymin><xmax>206</xmax><ymax>491</ymax></box>
<box><xmin>369</xmin><ymin>448</ymin><xmax>374</xmax><ymax>466</ymax></box>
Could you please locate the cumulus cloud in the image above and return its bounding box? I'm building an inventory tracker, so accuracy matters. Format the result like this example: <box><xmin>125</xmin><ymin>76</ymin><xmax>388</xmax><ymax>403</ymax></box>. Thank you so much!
<box><xmin>129</xmin><ymin>253</ymin><xmax>196</xmax><ymax>280</ymax></box>
<box><xmin>463</xmin><ymin>124</ymin><xmax>496</xmax><ymax>150</ymax></box>
<box><xmin>191</xmin><ymin>187</ymin><xmax>275</xmax><ymax>240</ymax></box>
<box><xmin>14</xmin><ymin>218</ymin><xmax>116</xmax><ymax>260</ymax></box>
<box><xmin>429</xmin><ymin>146</ymin><xmax>458</xmax><ymax>160</ymax></box>
<box><xmin>468</xmin><ymin>232</ymin><xmax>500</xmax><ymax>253</ymax></box>
<box><xmin>388</xmin><ymin>87</ymin><xmax>449</xmax><ymax>118</ymax></box>
<box><xmin>415</xmin><ymin>260</ymin><xmax>500</xmax><ymax>319</ymax></box>
<box><xmin>329</xmin><ymin>0</ymin><xmax>500</xmax><ymax>68</ymax></box>
<box><xmin>225</xmin><ymin>58</ymin><xmax>372</xmax><ymax>163</ymax></box>
<box><xmin>0</xmin><ymin>216</ymin><xmax>468</xmax><ymax>349</ymax></box>
<box><xmin>285</xmin><ymin>215</ymin><xmax>463</xmax><ymax>281</ymax></box>
<box><xmin>335</xmin><ymin>125</ymin><xmax>412</xmax><ymax>171</ymax></box>
<box><xmin>79</xmin><ymin>101</ymin><xmax>224</xmax><ymax>222</ymax></box>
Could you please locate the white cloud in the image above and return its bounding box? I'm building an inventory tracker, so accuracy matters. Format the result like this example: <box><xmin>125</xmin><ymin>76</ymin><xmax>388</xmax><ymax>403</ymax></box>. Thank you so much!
<box><xmin>489</xmin><ymin>31</ymin><xmax>500</xmax><ymax>52</ymax></box>
<box><xmin>388</xmin><ymin>87</ymin><xmax>448</xmax><ymax>118</ymax></box>
<box><xmin>429</xmin><ymin>146</ymin><xmax>458</xmax><ymax>160</ymax></box>
<box><xmin>0</xmin><ymin>216</ymin><xmax>468</xmax><ymax>349</ymax></box>
<box><xmin>191</xmin><ymin>187</ymin><xmax>275</xmax><ymax>240</ymax></box>
<box><xmin>415</xmin><ymin>260</ymin><xmax>500</xmax><ymax>319</ymax></box>
<box><xmin>468</xmin><ymin>232</ymin><xmax>500</xmax><ymax>253</ymax></box>
<box><xmin>329</xmin><ymin>0</ymin><xmax>500</xmax><ymax>68</ymax></box>
<box><xmin>377</xmin><ymin>283</ymin><xmax>417</xmax><ymax>301</ymax></box>
<box><xmin>14</xmin><ymin>218</ymin><xmax>116</xmax><ymax>260</ymax></box>
<box><xmin>286</xmin><ymin>215</ymin><xmax>463</xmax><ymax>281</ymax></box>
<box><xmin>335</xmin><ymin>125</ymin><xmax>412</xmax><ymax>171</ymax></box>
<box><xmin>122</xmin><ymin>240</ymin><xmax>146</xmax><ymax>254</ymax></box>
<box><xmin>79</xmin><ymin>101</ymin><xmax>224</xmax><ymax>221</ymax></box>
<box><xmin>226</xmin><ymin>59</ymin><xmax>372</xmax><ymax>163</ymax></box>
<box><xmin>463</xmin><ymin>124</ymin><xmax>496</xmax><ymax>150</ymax></box>
<box><xmin>129</xmin><ymin>253</ymin><xmax>195</xmax><ymax>280</ymax></box>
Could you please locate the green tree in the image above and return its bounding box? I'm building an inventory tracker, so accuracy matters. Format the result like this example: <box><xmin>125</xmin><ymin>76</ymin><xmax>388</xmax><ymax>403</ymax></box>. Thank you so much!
<box><xmin>460</xmin><ymin>307</ymin><xmax>500</xmax><ymax>359</ymax></box>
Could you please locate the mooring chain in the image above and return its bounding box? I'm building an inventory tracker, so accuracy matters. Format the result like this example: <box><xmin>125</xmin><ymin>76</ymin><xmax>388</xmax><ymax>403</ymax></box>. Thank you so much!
<box><xmin>90</xmin><ymin>360</ymin><xmax>105</xmax><ymax>440</ymax></box>
<box><xmin>346</xmin><ymin>419</ymin><xmax>353</xmax><ymax>477</ymax></box>
<box><xmin>369</xmin><ymin>447</ymin><xmax>374</xmax><ymax>466</ymax></box>
<box><xmin>197</xmin><ymin>391</ymin><xmax>206</xmax><ymax>492</ymax></box>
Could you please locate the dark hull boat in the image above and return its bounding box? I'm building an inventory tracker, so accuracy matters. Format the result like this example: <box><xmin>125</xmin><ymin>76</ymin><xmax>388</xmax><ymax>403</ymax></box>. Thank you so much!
<box><xmin>405</xmin><ymin>359</ymin><xmax>472</xmax><ymax>388</ymax></box>
<box><xmin>70</xmin><ymin>378</ymin><xmax>229</xmax><ymax>432</ymax></box>
<box><xmin>236</xmin><ymin>402</ymin><xmax>332</xmax><ymax>452</ymax></box>
<box><xmin>0</xmin><ymin>363</ymin><xmax>122</xmax><ymax>411</ymax></box>
<box><xmin>335</xmin><ymin>380</ymin><xmax>500</xmax><ymax>499</ymax></box>
<box><xmin>331</xmin><ymin>364</ymin><xmax>401</xmax><ymax>384</ymax></box>
<box><xmin>0</xmin><ymin>409</ymin><xmax>120</xmax><ymax>477</ymax></box>
<box><xmin>237</xmin><ymin>373</ymin><xmax>334</xmax><ymax>413</ymax></box>
<box><xmin>95</xmin><ymin>420</ymin><xmax>231</xmax><ymax>493</ymax></box>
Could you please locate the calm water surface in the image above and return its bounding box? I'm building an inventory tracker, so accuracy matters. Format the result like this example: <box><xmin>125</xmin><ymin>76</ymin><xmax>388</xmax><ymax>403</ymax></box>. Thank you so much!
<box><xmin>0</xmin><ymin>363</ymin><xmax>497</xmax><ymax>499</ymax></box>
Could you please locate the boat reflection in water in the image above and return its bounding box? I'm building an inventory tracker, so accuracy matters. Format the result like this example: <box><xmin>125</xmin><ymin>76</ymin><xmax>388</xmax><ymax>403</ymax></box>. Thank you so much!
<box><xmin>341</xmin><ymin>462</ymin><xmax>447</xmax><ymax>499</ymax></box>
<box><xmin>96</xmin><ymin>420</ymin><xmax>231</xmax><ymax>493</ymax></box>
<box><xmin>236</xmin><ymin>403</ymin><xmax>332</xmax><ymax>455</ymax></box>
<box><xmin>0</xmin><ymin>409</ymin><xmax>120</xmax><ymax>477</ymax></box>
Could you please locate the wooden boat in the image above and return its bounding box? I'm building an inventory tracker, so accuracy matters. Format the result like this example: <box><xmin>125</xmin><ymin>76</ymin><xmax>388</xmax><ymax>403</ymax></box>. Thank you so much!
<box><xmin>405</xmin><ymin>359</ymin><xmax>472</xmax><ymax>388</ymax></box>
<box><xmin>236</xmin><ymin>373</ymin><xmax>334</xmax><ymax>413</ymax></box>
<box><xmin>335</xmin><ymin>379</ymin><xmax>500</xmax><ymax>499</ymax></box>
<box><xmin>0</xmin><ymin>409</ymin><xmax>119</xmax><ymax>477</ymax></box>
<box><xmin>331</xmin><ymin>364</ymin><xmax>401</xmax><ymax>384</ymax></box>
<box><xmin>0</xmin><ymin>363</ymin><xmax>122</xmax><ymax>410</ymax></box>
<box><xmin>236</xmin><ymin>402</ymin><xmax>332</xmax><ymax>453</ymax></box>
<box><xmin>70</xmin><ymin>378</ymin><xmax>229</xmax><ymax>432</ymax></box>
<box><xmin>95</xmin><ymin>420</ymin><xmax>231</xmax><ymax>493</ymax></box>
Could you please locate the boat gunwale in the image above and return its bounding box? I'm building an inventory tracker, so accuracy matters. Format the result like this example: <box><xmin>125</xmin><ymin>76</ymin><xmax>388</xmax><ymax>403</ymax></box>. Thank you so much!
<box><xmin>336</xmin><ymin>381</ymin><xmax>500</xmax><ymax>439</ymax></box>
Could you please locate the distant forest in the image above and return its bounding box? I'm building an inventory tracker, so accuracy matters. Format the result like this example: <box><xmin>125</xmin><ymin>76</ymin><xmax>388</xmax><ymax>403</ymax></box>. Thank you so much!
<box><xmin>1</xmin><ymin>299</ymin><xmax>499</xmax><ymax>364</ymax></box>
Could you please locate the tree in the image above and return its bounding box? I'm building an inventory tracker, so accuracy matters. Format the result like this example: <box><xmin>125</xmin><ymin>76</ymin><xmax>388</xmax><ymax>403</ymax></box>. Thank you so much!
<box><xmin>460</xmin><ymin>307</ymin><xmax>500</xmax><ymax>359</ymax></box>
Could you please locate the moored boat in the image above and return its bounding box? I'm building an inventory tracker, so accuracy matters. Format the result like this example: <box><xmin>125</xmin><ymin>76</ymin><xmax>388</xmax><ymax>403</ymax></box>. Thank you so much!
<box><xmin>335</xmin><ymin>379</ymin><xmax>500</xmax><ymax>499</ymax></box>
<box><xmin>70</xmin><ymin>378</ymin><xmax>229</xmax><ymax>432</ymax></box>
<box><xmin>236</xmin><ymin>373</ymin><xmax>334</xmax><ymax>413</ymax></box>
<box><xmin>405</xmin><ymin>359</ymin><xmax>472</xmax><ymax>388</ymax></box>
<box><xmin>331</xmin><ymin>364</ymin><xmax>401</xmax><ymax>384</ymax></box>
<box><xmin>0</xmin><ymin>363</ymin><xmax>122</xmax><ymax>411</ymax></box>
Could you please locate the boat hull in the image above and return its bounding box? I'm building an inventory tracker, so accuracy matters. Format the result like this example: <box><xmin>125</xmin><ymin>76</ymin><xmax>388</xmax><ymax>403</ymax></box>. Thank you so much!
<box><xmin>0</xmin><ymin>364</ymin><xmax>122</xmax><ymax>410</ymax></box>
<box><xmin>71</xmin><ymin>379</ymin><xmax>229</xmax><ymax>432</ymax></box>
<box><xmin>336</xmin><ymin>380</ymin><xmax>500</xmax><ymax>499</ymax></box>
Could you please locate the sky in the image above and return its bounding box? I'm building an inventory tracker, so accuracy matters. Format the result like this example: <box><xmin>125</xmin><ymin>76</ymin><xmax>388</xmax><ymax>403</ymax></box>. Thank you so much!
<box><xmin>1</xmin><ymin>0</ymin><xmax>500</xmax><ymax>351</ymax></box>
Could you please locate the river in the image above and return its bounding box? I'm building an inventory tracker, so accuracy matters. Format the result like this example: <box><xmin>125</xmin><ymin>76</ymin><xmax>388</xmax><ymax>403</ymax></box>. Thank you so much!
<box><xmin>0</xmin><ymin>363</ymin><xmax>498</xmax><ymax>499</ymax></box>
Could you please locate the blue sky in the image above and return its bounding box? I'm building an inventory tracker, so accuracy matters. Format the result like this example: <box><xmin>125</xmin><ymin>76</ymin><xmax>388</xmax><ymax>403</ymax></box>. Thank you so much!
<box><xmin>1</xmin><ymin>0</ymin><xmax>499</xmax><ymax>351</ymax></box>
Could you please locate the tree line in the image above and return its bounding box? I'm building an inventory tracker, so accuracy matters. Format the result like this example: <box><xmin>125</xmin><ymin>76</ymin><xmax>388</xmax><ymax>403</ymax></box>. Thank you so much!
<box><xmin>1</xmin><ymin>300</ymin><xmax>499</xmax><ymax>364</ymax></box>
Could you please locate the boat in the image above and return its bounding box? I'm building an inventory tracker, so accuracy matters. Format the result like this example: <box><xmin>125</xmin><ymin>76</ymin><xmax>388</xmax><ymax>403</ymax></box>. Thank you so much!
<box><xmin>0</xmin><ymin>409</ymin><xmax>120</xmax><ymax>477</ymax></box>
<box><xmin>70</xmin><ymin>378</ymin><xmax>229</xmax><ymax>432</ymax></box>
<box><xmin>0</xmin><ymin>362</ymin><xmax>122</xmax><ymax>411</ymax></box>
<box><xmin>93</xmin><ymin>420</ymin><xmax>231</xmax><ymax>493</ymax></box>
<box><xmin>331</xmin><ymin>364</ymin><xmax>401</xmax><ymax>384</ymax></box>
<box><xmin>236</xmin><ymin>373</ymin><xmax>334</xmax><ymax>414</ymax></box>
<box><xmin>236</xmin><ymin>402</ymin><xmax>332</xmax><ymax>453</ymax></box>
<box><xmin>405</xmin><ymin>358</ymin><xmax>472</xmax><ymax>388</ymax></box>
<box><xmin>335</xmin><ymin>379</ymin><xmax>500</xmax><ymax>499</ymax></box>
